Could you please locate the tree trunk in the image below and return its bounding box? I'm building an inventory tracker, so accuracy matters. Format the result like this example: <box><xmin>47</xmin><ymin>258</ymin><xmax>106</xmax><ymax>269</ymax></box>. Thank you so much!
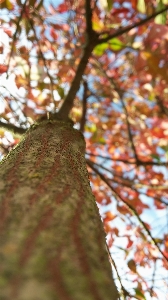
<box><xmin>0</xmin><ymin>120</ymin><xmax>118</xmax><ymax>300</ymax></box>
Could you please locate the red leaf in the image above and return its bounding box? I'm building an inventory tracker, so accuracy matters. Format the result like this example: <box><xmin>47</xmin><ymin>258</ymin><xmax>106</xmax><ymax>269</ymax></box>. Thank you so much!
<box><xmin>112</xmin><ymin>8</ymin><xmax>130</xmax><ymax>15</ymax></box>
<box><xmin>131</xmin><ymin>0</ymin><xmax>138</xmax><ymax>9</ymax></box>
<box><xmin>154</xmin><ymin>200</ymin><xmax>166</xmax><ymax>210</ymax></box>
<box><xmin>57</xmin><ymin>3</ymin><xmax>68</xmax><ymax>13</ymax></box>
<box><xmin>4</xmin><ymin>28</ymin><xmax>12</xmax><ymax>38</ymax></box>
<box><xmin>127</xmin><ymin>238</ymin><xmax>134</xmax><ymax>249</ymax></box>
<box><xmin>0</xmin><ymin>45</ymin><xmax>4</xmax><ymax>54</ymax></box>
<box><xmin>0</xmin><ymin>64</ymin><xmax>7</xmax><ymax>74</ymax></box>
<box><xmin>50</xmin><ymin>28</ymin><xmax>58</xmax><ymax>40</ymax></box>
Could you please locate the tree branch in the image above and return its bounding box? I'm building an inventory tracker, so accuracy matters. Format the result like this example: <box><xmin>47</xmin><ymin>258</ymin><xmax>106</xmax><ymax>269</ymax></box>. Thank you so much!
<box><xmin>97</xmin><ymin>6</ymin><xmax>168</xmax><ymax>44</ymax></box>
<box><xmin>106</xmin><ymin>243</ymin><xmax>128</xmax><ymax>300</ymax></box>
<box><xmin>57</xmin><ymin>0</ymin><xmax>99</xmax><ymax>120</ymax></box>
<box><xmin>0</xmin><ymin>121</ymin><xmax>26</xmax><ymax>134</ymax></box>
<box><xmin>86</xmin><ymin>152</ymin><xmax>168</xmax><ymax>166</ymax></box>
<box><xmin>80</xmin><ymin>81</ymin><xmax>88</xmax><ymax>132</ymax></box>
<box><xmin>85</xmin><ymin>0</ymin><xmax>93</xmax><ymax>34</ymax></box>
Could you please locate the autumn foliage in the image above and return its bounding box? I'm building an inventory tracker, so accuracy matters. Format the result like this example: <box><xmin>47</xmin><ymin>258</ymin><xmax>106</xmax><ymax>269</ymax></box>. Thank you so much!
<box><xmin>0</xmin><ymin>0</ymin><xmax>168</xmax><ymax>299</ymax></box>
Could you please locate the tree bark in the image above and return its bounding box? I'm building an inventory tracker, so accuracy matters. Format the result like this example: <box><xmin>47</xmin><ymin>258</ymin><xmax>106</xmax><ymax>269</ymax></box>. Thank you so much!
<box><xmin>0</xmin><ymin>120</ymin><xmax>118</xmax><ymax>300</ymax></box>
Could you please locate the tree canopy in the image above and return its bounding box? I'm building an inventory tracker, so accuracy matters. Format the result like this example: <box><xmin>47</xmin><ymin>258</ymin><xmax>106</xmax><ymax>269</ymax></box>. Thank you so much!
<box><xmin>0</xmin><ymin>0</ymin><xmax>168</xmax><ymax>299</ymax></box>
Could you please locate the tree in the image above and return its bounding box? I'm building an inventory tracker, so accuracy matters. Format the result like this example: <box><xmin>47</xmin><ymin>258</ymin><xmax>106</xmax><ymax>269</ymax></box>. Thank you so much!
<box><xmin>0</xmin><ymin>0</ymin><xmax>168</xmax><ymax>299</ymax></box>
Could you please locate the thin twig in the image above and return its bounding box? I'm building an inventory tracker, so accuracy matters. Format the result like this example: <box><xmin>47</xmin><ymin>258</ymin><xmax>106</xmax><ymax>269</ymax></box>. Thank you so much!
<box><xmin>87</xmin><ymin>160</ymin><xmax>168</xmax><ymax>264</ymax></box>
<box><xmin>106</xmin><ymin>243</ymin><xmax>128</xmax><ymax>300</ymax></box>
<box><xmin>88</xmin><ymin>158</ymin><xmax>168</xmax><ymax>205</ymax></box>
<box><xmin>150</xmin><ymin>260</ymin><xmax>157</xmax><ymax>297</ymax></box>
<box><xmin>6</xmin><ymin>0</ymin><xmax>29</xmax><ymax>78</ymax></box>
<box><xmin>97</xmin><ymin>6</ymin><xmax>168</xmax><ymax>44</ymax></box>
<box><xmin>28</xmin><ymin>19</ymin><xmax>55</xmax><ymax>104</ymax></box>
<box><xmin>93</xmin><ymin>61</ymin><xmax>139</xmax><ymax>162</ymax></box>
<box><xmin>86</xmin><ymin>152</ymin><xmax>168</xmax><ymax>166</ymax></box>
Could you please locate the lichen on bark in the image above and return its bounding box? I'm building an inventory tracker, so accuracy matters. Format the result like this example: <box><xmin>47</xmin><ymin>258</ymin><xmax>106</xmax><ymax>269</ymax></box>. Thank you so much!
<box><xmin>0</xmin><ymin>120</ymin><xmax>118</xmax><ymax>300</ymax></box>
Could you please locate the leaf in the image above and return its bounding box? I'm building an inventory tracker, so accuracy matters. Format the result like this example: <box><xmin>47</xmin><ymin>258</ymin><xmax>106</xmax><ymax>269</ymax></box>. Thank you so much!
<box><xmin>0</xmin><ymin>64</ymin><xmax>7</xmax><ymax>74</ymax></box>
<box><xmin>109</xmin><ymin>38</ymin><xmax>125</xmax><ymax>51</ymax></box>
<box><xmin>92</xmin><ymin>12</ymin><xmax>104</xmax><ymax>31</ymax></box>
<box><xmin>131</xmin><ymin>0</ymin><xmax>138</xmax><ymax>9</ymax></box>
<box><xmin>93</xmin><ymin>43</ymin><xmax>108</xmax><ymax>56</ymax></box>
<box><xmin>98</xmin><ymin>137</ymin><xmax>106</xmax><ymax>144</ymax></box>
<box><xmin>99</xmin><ymin>0</ymin><xmax>113</xmax><ymax>11</ymax></box>
<box><xmin>134</xmin><ymin>288</ymin><xmax>146</xmax><ymax>300</ymax></box>
<box><xmin>150</xmin><ymin>154</ymin><xmax>160</xmax><ymax>161</ymax></box>
<box><xmin>155</xmin><ymin>0</ymin><xmax>167</xmax><ymax>24</ymax></box>
<box><xmin>15</xmin><ymin>75</ymin><xmax>28</xmax><ymax>89</ymax></box>
<box><xmin>57</xmin><ymin>87</ymin><xmax>64</xmax><ymax>99</ymax></box>
<box><xmin>104</xmin><ymin>211</ymin><xmax>116</xmax><ymax>222</ymax></box>
<box><xmin>142</xmin><ymin>51</ymin><xmax>168</xmax><ymax>81</ymax></box>
<box><xmin>107</xmin><ymin>0</ymin><xmax>113</xmax><ymax>11</ymax></box>
<box><xmin>50</xmin><ymin>28</ymin><xmax>58</xmax><ymax>40</ymax></box>
<box><xmin>127</xmin><ymin>238</ymin><xmax>134</xmax><ymax>248</ymax></box>
<box><xmin>23</xmin><ymin>106</ymin><xmax>35</xmax><ymax>119</ymax></box>
<box><xmin>38</xmin><ymin>82</ymin><xmax>46</xmax><ymax>91</ymax></box>
<box><xmin>137</xmin><ymin>0</ymin><xmax>146</xmax><ymax>13</ymax></box>
<box><xmin>128</xmin><ymin>259</ymin><xmax>137</xmax><ymax>273</ymax></box>
<box><xmin>3</xmin><ymin>28</ymin><xmax>12</xmax><ymax>37</ymax></box>
<box><xmin>57</xmin><ymin>3</ymin><xmax>68</xmax><ymax>13</ymax></box>
<box><xmin>88</xmin><ymin>124</ymin><xmax>97</xmax><ymax>133</ymax></box>
<box><xmin>112</xmin><ymin>7</ymin><xmax>130</xmax><ymax>15</ymax></box>
<box><xmin>0</xmin><ymin>45</ymin><xmax>3</xmax><ymax>54</ymax></box>
<box><xmin>0</xmin><ymin>0</ymin><xmax>13</xmax><ymax>10</ymax></box>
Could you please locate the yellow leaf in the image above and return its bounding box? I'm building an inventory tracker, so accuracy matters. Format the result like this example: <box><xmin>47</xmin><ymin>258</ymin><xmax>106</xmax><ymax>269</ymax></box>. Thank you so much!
<box><xmin>137</xmin><ymin>0</ymin><xmax>146</xmax><ymax>13</ymax></box>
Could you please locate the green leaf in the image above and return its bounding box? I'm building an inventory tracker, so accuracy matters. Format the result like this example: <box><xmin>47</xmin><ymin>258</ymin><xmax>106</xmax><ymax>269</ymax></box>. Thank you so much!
<box><xmin>107</xmin><ymin>0</ymin><xmax>113</xmax><ymax>11</ymax></box>
<box><xmin>134</xmin><ymin>288</ymin><xmax>146</xmax><ymax>300</ymax></box>
<box><xmin>98</xmin><ymin>137</ymin><xmax>106</xmax><ymax>144</ymax></box>
<box><xmin>155</xmin><ymin>0</ymin><xmax>167</xmax><ymax>24</ymax></box>
<box><xmin>93</xmin><ymin>43</ymin><xmax>108</xmax><ymax>56</ymax></box>
<box><xmin>109</xmin><ymin>38</ymin><xmax>125</xmax><ymax>51</ymax></box>
<box><xmin>150</xmin><ymin>154</ymin><xmax>160</xmax><ymax>161</ymax></box>
<box><xmin>99</xmin><ymin>0</ymin><xmax>113</xmax><ymax>11</ymax></box>
<box><xmin>57</xmin><ymin>87</ymin><xmax>64</xmax><ymax>99</ymax></box>
<box><xmin>38</xmin><ymin>82</ymin><xmax>46</xmax><ymax>91</ymax></box>
<box><xmin>90</xmin><ymin>124</ymin><xmax>97</xmax><ymax>133</ymax></box>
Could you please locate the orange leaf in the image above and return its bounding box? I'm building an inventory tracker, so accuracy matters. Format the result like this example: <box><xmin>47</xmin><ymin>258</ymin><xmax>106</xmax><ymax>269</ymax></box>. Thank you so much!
<box><xmin>104</xmin><ymin>211</ymin><xmax>116</xmax><ymax>222</ymax></box>
<box><xmin>0</xmin><ymin>64</ymin><xmax>7</xmax><ymax>74</ymax></box>
<box><xmin>131</xmin><ymin>0</ymin><xmax>138</xmax><ymax>9</ymax></box>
